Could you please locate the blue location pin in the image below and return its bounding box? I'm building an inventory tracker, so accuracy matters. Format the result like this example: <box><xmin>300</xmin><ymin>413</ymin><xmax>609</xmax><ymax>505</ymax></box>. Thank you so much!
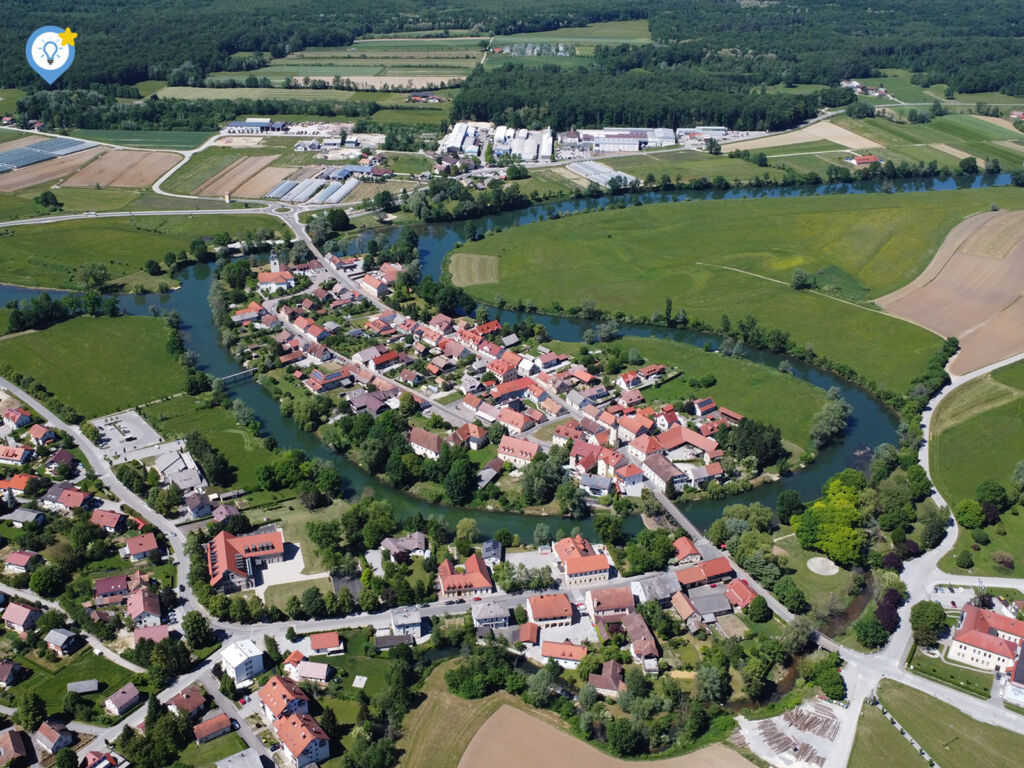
<box><xmin>27</xmin><ymin>26</ymin><xmax>76</xmax><ymax>84</ymax></box>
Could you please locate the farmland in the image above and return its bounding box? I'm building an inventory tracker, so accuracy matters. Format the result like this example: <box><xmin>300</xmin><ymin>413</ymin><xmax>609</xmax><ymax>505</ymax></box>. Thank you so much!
<box><xmin>69</xmin><ymin>129</ymin><xmax>214</xmax><ymax>150</ymax></box>
<box><xmin>546</xmin><ymin>336</ymin><xmax>827</xmax><ymax>452</ymax></box>
<box><xmin>604</xmin><ymin>151</ymin><xmax>786</xmax><ymax>183</ymax></box>
<box><xmin>877</xmin><ymin>680</ymin><xmax>1024</xmax><ymax>768</ymax></box>
<box><xmin>139</xmin><ymin>395</ymin><xmax>276</xmax><ymax>492</ymax></box>
<box><xmin>63</xmin><ymin>149</ymin><xmax>181</xmax><ymax>188</ymax></box>
<box><xmin>452</xmin><ymin>189</ymin><xmax>1024</xmax><ymax>391</ymax></box>
<box><xmin>929</xmin><ymin>359</ymin><xmax>1024</xmax><ymax>508</ymax></box>
<box><xmin>0</xmin><ymin>316</ymin><xmax>187</xmax><ymax>417</ymax></box>
<box><xmin>0</xmin><ymin>213</ymin><xmax>278</xmax><ymax>290</ymax></box>
<box><xmin>492</xmin><ymin>20</ymin><xmax>652</xmax><ymax>53</ymax></box>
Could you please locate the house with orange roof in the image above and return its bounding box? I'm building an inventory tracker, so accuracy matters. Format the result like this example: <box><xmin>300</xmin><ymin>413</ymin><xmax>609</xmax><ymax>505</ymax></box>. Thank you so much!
<box><xmin>486</xmin><ymin>358</ymin><xmax>516</xmax><ymax>383</ymax></box>
<box><xmin>676</xmin><ymin>557</ymin><xmax>734</xmax><ymax>588</ymax></box>
<box><xmin>673</xmin><ymin>536</ymin><xmax>701</xmax><ymax>565</ymax></box>
<box><xmin>0</xmin><ymin>445</ymin><xmax>33</xmax><ymax>466</ymax></box>
<box><xmin>552</xmin><ymin>421</ymin><xmax>584</xmax><ymax>447</ymax></box>
<box><xmin>283</xmin><ymin>650</ymin><xmax>306</xmax><ymax>677</ymax></box>
<box><xmin>585</xmin><ymin>586</ymin><xmax>635</xmax><ymax>617</ymax></box>
<box><xmin>206</xmin><ymin>528</ymin><xmax>285</xmax><ymax>592</ymax></box>
<box><xmin>518</xmin><ymin>621</ymin><xmax>540</xmax><ymax>645</ymax></box>
<box><xmin>497</xmin><ymin>408</ymin><xmax>534</xmax><ymax>436</ymax></box>
<box><xmin>257</xmin><ymin>271</ymin><xmax>295</xmax><ymax>292</ymax></box>
<box><xmin>26</xmin><ymin>424</ymin><xmax>56</xmax><ymax>445</ymax></box>
<box><xmin>258</xmin><ymin>674</ymin><xmax>310</xmax><ymax>720</ymax></box>
<box><xmin>2</xmin><ymin>602</ymin><xmax>40</xmax><ymax>633</ymax></box>
<box><xmin>597</xmin><ymin>447</ymin><xmax>626</xmax><ymax>478</ymax></box>
<box><xmin>124</xmin><ymin>532</ymin><xmax>160</xmax><ymax>562</ymax></box>
<box><xmin>540</xmin><ymin>641</ymin><xmax>588</xmax><ymax>669</ymax></box>
<box><xmin>497</xmin><ymin>435</ymin><xmax>540</xmax><ymax>468</ymax></box>
<box><xmin>0</xmin><ymin>473</ymin><xmax>37</xmax><ymax>494</ymax></box>
<box><xmin>274</xmin><ymin>712</ymin><xmax>330</xmax><ymax>767</ymax></box>
<box><xmin>309</xmin><ymin>631</ymin><xmax>344</xmax><ymax>655</ymax></box>
<box><xmin>90</xmin><ymin>508</ymin><xmax>126</xmax><ymax>533</ymax></box>
<box><xmin>615</xmin><ymin>464</ymin><xmax>645</xmax><ymax>497</ymax></box>
<box><xmin>616</xmin><ymin>414</ymin><xmax>653</xmax><ymax>443</ymax></box>
<box><xmin>437</xmin><ymin>553</ymin><xmax>493</xmax><ymax>600</ymax></box>
<box><xmin>554</xmin><ymin>535</ymin><xmax>610</xmax><ymax>586</ymax></box>
<box><xmin>726</xmin><ymin>580</ymin><xmax>757</xmax><ymax>610</ymax></box>
<box><xmin>2</xmin><ymin>407</ymin><xmax>31</xmax><ymax>428</ymax></box>
<box><xmin>950</xmin><ymin>606</ymin><xmax>1024</xmax><ymax>671</ymax></box>
<box><xmin>194</xmin><ymin>712</ymin><xmax>232</xmax><ymax>743</ymax></box>
<box><xmin>527</xmin><ymin>594</ymin><xmax>573</xmax><ymax>628</ymax></box>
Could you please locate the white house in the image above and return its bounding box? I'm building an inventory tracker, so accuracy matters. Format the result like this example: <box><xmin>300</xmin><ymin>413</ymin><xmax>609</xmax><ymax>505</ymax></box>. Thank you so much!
<box><xmin>222</xmin><ymin>639</ymin><xmax>265</xmax><ymax>684</ymax></box>
<box><xmin>949</xmin><ymin>606</ymin><xmax>1024</xmax><ymax>672</ymax></box>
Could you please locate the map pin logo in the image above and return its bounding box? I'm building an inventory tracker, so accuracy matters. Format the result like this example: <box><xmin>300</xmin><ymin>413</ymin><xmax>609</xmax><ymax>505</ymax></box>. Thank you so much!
<box><xmin>27</xmin><ymin>26</ymin><xmax>76</xmax><ymax>84</ymax></box>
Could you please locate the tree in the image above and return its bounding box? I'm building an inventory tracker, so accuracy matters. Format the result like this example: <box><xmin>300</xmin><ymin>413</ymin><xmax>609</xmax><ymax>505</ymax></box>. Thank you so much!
<box><xmin>954</xmin><ymin>499</ymin><xmax>984</xmax><ymax>528</ymax></box>
<box><xmin>34</xmin><ymin>190</ymin><xmax>61</xmax><ymax>210</ymax></box>
<box><xmin>976</xmin><ymin>480</ymin><xmax>1009</xmax><ymax>511</ymax></box>
<box><xmin>220</xmin><ymin>674</ymin><xmax>237</xmax><ymax>698</ymax></box>
<box><xmin>532</xmin><ymin>522</ymin><xmax>550</xmax><ymax>547</ymax></box>
<box><xmin>853</xmin><ymin>613</ymin><xmax>890</xmax><ymax>648</ymax></box>
<box><xmin>773</xmin><ymin>575</ymin><xmax>809</xmax><ymax>613</ymax></box>
<box><xmin>606</xmin><ymin>718</ymin><xmax>645</xmax><ymax>757</ymax></box>
<box><xmin>181</xmin><ymin>611</ymin><xmax>211</xmax><ymax>649</ymax></box>
<box><xmin>695</xmin><ymin>663</ymin><xmax>730</xmax><ymax>704</ymax></box>
<box><xmin>456</xmin><ymin>517</ymin><xmax>479</xmax><ymax>543</ymax></box>
<box><xmin>909</xmin><ymin>600</ymin><xmax>946</xmax><ymax>647</ymax></box>
<box><xmin>16</xmin><ymin>691</ymin><xmax>47</xmax><ymax>731</ymax></box>
<box><xmin>776</xmin><ymin>489</ymin><xmax>803</xmax><ymax>524</ymax></box>
<box><xmin>55</xmin><ymin>748</ymin><xmax>77</xmax><ymax>768</ymax></box>
<box><xmin>555</xmin><ymin>481</ymin><xmax>589</xmax><ymax>519</ymax></box>
<box><xmin>706</xmin><ymin>138</ymin><xmax>721</xmax><ymax>155</ymax></box>
<box><xmin>745</xmin><ymin>595</ymin><xmax>772</xmax><ymax>623</ymax></box>
<box><xmin>958</xmin><ymin>156</ymin><xmax>979</xmax><ymax>175</ymax></box>
<box><xmin>782</xmin><ymin>617</ymin><xmax>816</xmax><ymax>655</ymax></box>
<box><xmin>1011</xmin><ymin>460</ymin><xmax>1024</xmax><ymax>493</ymax></box>
<box><xmin>30</xmin><ymin>564</ymin><xmax>65</xmax><ymax>597</ymax></box>
<box><xmin>444</xmin><ymin>459</ymin><xmax>476</xmax><ymax>506</ymax></box>
<box><xmin>80</xmin><ymin>262</ymin><xmax>111</xmax><ymax>290</ymax></box>
<box><xmin>791</xmin><ymin>268</ymin><xmax>813</xmax><ymax>290</ymax></box>
<box><xmin>326</xmin><ymin>207</ymin><xmax>350</xmax><ymax>231</ymax></box>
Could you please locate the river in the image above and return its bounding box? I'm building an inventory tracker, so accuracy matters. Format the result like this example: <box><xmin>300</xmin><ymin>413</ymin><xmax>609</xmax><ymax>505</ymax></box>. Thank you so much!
<box><xmin>6</xmin><ymin>171</ymin><xmax>1002</xmax><ymax>537</ymax></box>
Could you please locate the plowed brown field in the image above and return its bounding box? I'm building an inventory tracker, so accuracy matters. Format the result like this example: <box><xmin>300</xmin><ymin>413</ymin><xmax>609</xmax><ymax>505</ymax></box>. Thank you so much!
<box><xmin>63</xmin><ymin>149</ymin><xmax>180</xmax><ymax>188</ymax></box>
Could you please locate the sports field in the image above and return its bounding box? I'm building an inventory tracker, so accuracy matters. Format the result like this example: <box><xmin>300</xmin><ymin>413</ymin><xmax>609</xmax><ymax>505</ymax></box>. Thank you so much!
<box><xmin>929</xmin><ymin>359</ymin><xmax>1024</xmax><ymax>507</ymax></box>
<box><xmin>877</xmin><ymin>680</ymin><xmax>1024</xmax><ymax>768</ymax></box>
<box><xmin>69</xmin><ymin>129</ymin><xmax>214</xmax><ymax>150</ymax></box>
<box><xmin>0</xmin><ymin>214</ymin><xmax>277</xmax><ymax>290</ymax></box>
<box><xmin>879</xmin><ymin>209</ymin><xmax>1024</xmax><ymax>374</ymax></box>
<box><xmin>455</xmin><ymin>190</ymin><xmax>1024</xmax><ymax>391</ymax></box>
<box><xmin>0</xmin><ymin>316</ymin><xmax>187</xmax><ymax>417</ymax></box>
<box><xmin>547</xmin><ymin>336</ymin><xmax>827</xmax><ymax>452</ymax></box>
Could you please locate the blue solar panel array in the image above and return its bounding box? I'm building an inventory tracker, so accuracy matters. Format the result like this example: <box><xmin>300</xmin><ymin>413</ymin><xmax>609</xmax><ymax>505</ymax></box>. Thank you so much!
<box><xmin>0</xmin><ymin>137</ymin><xmax>98</xmax><ymax>171</ymax></box>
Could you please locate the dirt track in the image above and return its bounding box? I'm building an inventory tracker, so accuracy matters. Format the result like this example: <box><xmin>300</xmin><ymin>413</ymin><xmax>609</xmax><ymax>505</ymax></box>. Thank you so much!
<box><xmin>0</xmin><ymin>147</ymin><xmax>105</xmax><ymax>192</ymax></box>
<box><xmin>878</xmin><ymin>210</ymin><xmax>1024</xmax><ymax>374</ymax></box>
<box><xmin>63</xmin><ymin>150</ymin><xmax>180</xmax><ymax>188</ymax></box>
<box><xmin>457</xmin><ymin>706</ymin><xmax>755</xmax><ymax>768</ymax></box>
<box><xmin>194</xmin><ymin>154</ymin><xmax>278</xmax><ymax>196</ymax></box>
<box><xmin>726</xmin><ymin>121</ymin><xmax>880</xmax><ymax>152</ymax></box>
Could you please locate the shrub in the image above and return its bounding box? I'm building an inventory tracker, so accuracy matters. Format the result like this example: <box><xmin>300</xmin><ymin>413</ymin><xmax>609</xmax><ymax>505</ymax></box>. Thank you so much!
<box><xmin>875</xmin><ymin>602</ymin><xmax>900</xmax><ymax>633</ymax></box>
<box><xmin>955</xmin><ymin>550</ymin><xmax>974</xmax><ymax>569</ymax></box>
<box><xmin>954</xmin><ymin>499</ymin><xmax>984</xmax><ymax>528</ymax></box>
<box><xmin>971</xmin><ymin>529</ymin><xmax>990</xmax><ymax>546</ymax></box>
<box><xmin>991</xmin><ymin>551</ymin><xmax>1015</xmax><ymax>569</ymax></box>
<box><xmin>746</xmin><ymin>595</ymin><xmax>772</xmax><ymax>623</ymax></box>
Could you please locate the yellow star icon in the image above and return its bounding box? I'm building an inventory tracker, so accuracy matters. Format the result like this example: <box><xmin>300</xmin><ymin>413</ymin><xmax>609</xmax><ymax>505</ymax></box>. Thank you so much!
<box><xmin>58</xmin><ymin>27</ymin><xmax>77</xmax><ymax>47</ymax></box>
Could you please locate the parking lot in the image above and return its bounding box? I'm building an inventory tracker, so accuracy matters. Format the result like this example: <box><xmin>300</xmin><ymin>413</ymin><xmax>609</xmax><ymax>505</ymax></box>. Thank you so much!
<box><xmin>90</xmin><ymin>410</ymin><xmax>164</xmax><ymax>461</ymax></box>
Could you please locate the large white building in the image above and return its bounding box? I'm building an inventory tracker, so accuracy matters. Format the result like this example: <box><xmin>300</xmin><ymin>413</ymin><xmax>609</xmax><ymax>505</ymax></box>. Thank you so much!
<box><xmin>222</xmin><ymin>639</ymin><xmax>265</xmax><ymax>684</ymax></box>
<box><xmin>949</xmin><ymin>606</ymin><xmax>1024</xmax><ymax>672</ymax></box>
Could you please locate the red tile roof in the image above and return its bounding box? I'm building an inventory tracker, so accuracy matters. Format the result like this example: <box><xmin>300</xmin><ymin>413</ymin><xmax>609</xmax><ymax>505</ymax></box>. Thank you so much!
<box><xmin>528</xmin><ymin>593</ymin><xmax>572</xmax><ymax>621</ymax></box>
<box><xmin>673</xmin><ymin>536</ymin><xmax>700</xmax><ymax>560</ymax></box>
<box><xmin>258</xmin><ymin>674</ymin><xmax>309</xmax><ymax>718</ymax></box>
<box><xmin>541</xmin><ymin>641</ymin><xmax>588</xmax><ymax>662</ymax></box>
<box><xmin>126</xmin><ymin>533</ymin><xmax>159</xmax><ymax>557</ymax></box>
<box><xmin>438</xmin><ymin>553</ymin><xmax>493</xmax><ymax>593</ymax></box>
<box><xmin>589</xmin><ymin>586</ymin><xmax>634</xmax><ymax>613</ymax></box>
<box><xmin>565</xmin><ymin>553</ymin><xmax>609</xmax><ymax>576</ymax></box>
<box><xmin>954</xmin><ymin>606</ymin><xmax>1024</xmax><ymax>659</ymax></box>
<box><xmin>193</xmin><ymin>712</ymin><xmax>232</xmax><ymax>741</ymax></box>
<box><xmin>309</xmin><ymin>631</ymin><xmax>342</xmax><ymax>652</ymax></box>
<box><xmin>726</xmin><ymin>580</ymin><xmax>757</xmax><ymax>609</ymax></box>
<box><xmin>554</xmin><ymin>535</ymin><xmax>595</xmax><ymax>562</ymax></box>
<box><xmin>275</xmin><ymin>712</ymin><xmax>328</xmax><ymax>760</ymax></box>
<box><xmin>676</xmin><ymin>557</ymin><xmax>734</xmax><ymax>586</ymax></box>
<box><xmin>206</xmin><ymin>529</ymin><xmax>284</xmax><ymax>587</ymax></box>
<box><xmin>519</xmin><ymin>622</ymin><xmax>539</xmax><ymax>644</ymax></box>
<box><xmin>90</xmin><ymin>509</ymin><xmax>125</xmax><ymax>529</ymax></box>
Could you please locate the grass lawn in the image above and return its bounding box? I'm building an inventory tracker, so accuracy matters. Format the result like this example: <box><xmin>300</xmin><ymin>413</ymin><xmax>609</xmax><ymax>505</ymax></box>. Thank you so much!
<box><xmin>772</xmin><ymin>532</ymin><xmax>857</xmax><ymax>620</ymax></box>
<box><xmin>492</xmin><ymin>20</ymin><xmax>652</xmax><ymax>47</ymax></box>
<box><xmin>16</xmin><ymin>648</ymin><xmax>134</xmax><ymax>719</ymax></box>
<box><xmin>930</xmin><ymin>362</ymin><xmax>1024</xmax><ymax>507</ymax></box>
<box><xmin>547</xmin><ymin>336</ymin><xmax>827</xmax><ymax>451</ymax></box>
<box><xmin>848</xmin><ymin>705</ymin><xmax>925</xmax><ymax>768</ymax></box>
<box><xmin>938</xmin><ymin>509</ymin><xmax>1024</xmax><ymax>577</ymax></box>
<box><xmin>878</xmin><ymin>679</ymin><xmax>1024</xmax><ymax>768</ymax></box>
<box><xmin>605</xmin><ymin>151</ymin><xmax>785</xmax><ymax>183</ymax></box>
<box><xmin>157</xmin><ymin>86</ymin><xmax>359</xmax><ymax>102</ymax></box>
<box><xmin>450</xmin><ymin>189</ymin><xmax>1024</xmax><ymax>391</ymax></box>
<box><xmin>907</xmin><ymin>646</ymin><xmax>993</xmax><ymax>698</ymax></box>
<box><xmin>0</xmin><ymin>213</ymin><xmax>278</xmax><ymax>291</ymax></box>
<box><xmin>396</xmin><ymin>658</ymin><xmax>569</xmax><ymax>768</ymax></box>
<box><xmin>0</xmin><ymin>316</ymin><xmax>187</xmax><ymax>417</ymax></box>
<box><xmin>252</xmin><ymin>497</ymin><xmax>350</xmax><ymax>573</ymax></box>
<box><xmin>68</xmin><ymin>129</ymin><xmax>212</xmax><ymax>150</ymax></box>
<box><xmin>179</xmin><ymin>733</ymin><xmax>247</xmax><ymax>766</ymax></box>
<box><xmin>372</xmin><ymin>108</ymin><xmax>451</xmax><ymax>126</ymax></box>
<box><xmin>262</xmin><ymin>577</ymin><xmax>335</xmax><ymax>612</ymax></box>
<box><xmin>737</xmin><ymin>613</ymin><xmax>788</xmax><ymax>639</ymax></box>
<box><xmin>0</xmin><ymin>185</ymin><xmax>148</xmax><ymax>224</ymax></box>
<box><xmin>140</xmin><ymin>395</ymin><xmax>276</xmax><ymax>492</ymax></box>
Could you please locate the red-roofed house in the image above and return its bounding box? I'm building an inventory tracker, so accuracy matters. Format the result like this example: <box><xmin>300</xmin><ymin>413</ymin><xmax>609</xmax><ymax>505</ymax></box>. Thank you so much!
<box><xmin>274</xmin><ymin>712</ymin><xmax>330</xmax><ymax>768</ymax></box>
<box><xmin>127</xmin><ymin>589</ymin><xmax>162</xmax><ymax>627</ymax></box>
<box><xmin>4</xmin><ymin>550</ymin><xmax>37</xmax><ymax>574</ymax></box>
<box><xmin>194</xmin><ymin>712</ymin><xmax>233</xmax><ymax>743</ymax></box>
<box><xmin>497</xmin><ymin>435</ymin><xmax>540</xmax><ymax>468</ymax></box>
<box><xmin>3</xmin><ymin>407</ymin><xmax>31</xmax><ymax>428</ymax></box>
<box><xmin>852</xmin><ymin>154</ymin><xmax>880</xmax><ymax>166</ymax></box>
<box><xmin>3</xmin><ymin>602</ymin><xmax>41</xmax><ymax>633</ymax></box>
<box><xmin>527</xmin><ymin>594</ymin><xmax>573</xmax><ymax>628</ymax></box>
<box><xmin>586</xmin><ymin>586</ymin><xmax>635</xmax><ymax>617</ymax></box>
<box><xmin>309</xmin><ymin>631</ymin><xmax>344</xmax><ymax>655</ymax></box>
<box><xmin>950</xmin><ymin>606</ymin><xmax>1024</xmax><ymax>671</ymax></box>
<box><xmin>676</xmin><ymin>557</ymin><xmax>734</xmax><ymax>587</ymax></box>
<box><xmin>258</xmin><ymin>674</ymin><xmax>310</xmax><ymax>720</ymax></box>
<box><xmin>541</xmin><ymin>641</ymin><xmax>588</xmax><ymax>669</ymax></box>
<box><xmin>408</xmin><ymin>427</ymin><xmax>443</xmax><ymax>461</ymax></box>
<box><xmin>258</xmin><ymin>271</ymin><xmax>295</xmax><ymax>292</ymax></box>
<box><xmin>555</xmin><ymin>535</ymin><xmax>610</xmax><ymax>587</ymax></box>
<box><xmin>0</xmin><ymin>473</ymin><xmax>36</xmax><ymax>494</ymax></box>
<box><xmin>0</xmin><ymin>445</ymin><xmax>33</xmax><ymax>466</ymax></box>
<box><xmin>168</xmin><ymin>685</ymin><xmax>207</xmax><ymax>720</ymax></box>
<box><xmin>125</xmin><ymin>533</ymin><xmax>159</xmax><ymax>562</ymax></box>
<box><xmin>438</xmin><ymin>553</ymin><xmax>493</xmax><ymax>600</ymax></box>
<box><xmin>673</xmin><ymin>536</ymin><xmax>701</xmax><ymax>564</ymax></box>
<box><xmin>90</xmin><ymin>508</ymin><xmax>126</xmax><ymax>533</ymax></box>
<box><xmin>726</xmin><ymin>580</ymin><xmax>757</xmax><ymax>610</ymax></box>
<box><xmin>206</xmin><ymin>528</ymin><xmax>285</xmax><ymax>592</ymax></box>
<box><xmin>133</xmin><ymin>625</ymin><xmax>171</xmax><ymax>646</ymax></box>
<box><xmin>27</xmin><ymin>424</ymin><xmax>56</xmax><ymax>445</ymax></box>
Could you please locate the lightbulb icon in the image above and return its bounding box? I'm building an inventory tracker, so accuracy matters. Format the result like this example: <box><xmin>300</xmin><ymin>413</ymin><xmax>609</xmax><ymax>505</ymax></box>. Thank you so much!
<box><xmin>43</xmin><ymin>41</ymin><xmax>58</xmax><ymax>65</ymax></box>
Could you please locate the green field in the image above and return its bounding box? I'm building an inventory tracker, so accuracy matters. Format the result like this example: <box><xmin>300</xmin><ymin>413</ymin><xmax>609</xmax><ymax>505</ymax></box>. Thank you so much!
<box><xmin>0</xmin><ymin>89</ymin><xmax>26</xmax><ymax>111</ymax></box>
<box><xmin>832</xmin><ymin>113</ymin><xmax>1024</xmax><ymax>169</ymax></box>
<box><xmin>16</xmin><ymin>649</ymin><xmax>135</xmax><ymax>719</ymax></box>
<box><xmin>604</xmin><ymin>150</ymin><xmax>785</xmax><ymax>183</ymax></box>
<box><xmin>0</xmin><ymin>185</ymin><xmax>147</xmax><ymax>222</ymax></box>
<box><xmin>772</xmin><ymin>531</ymin><xmax>858</xmax><ymax>621</ymax></box>
<box><xmin>0</xmin><ymin>213</ymin><xmax>278</xmax><ymax>290</ymax></box>
<box><xmin>0</xmin><ymin>128</ymin><xmax>23</xmax><ymax>144</ymax></box>
<box><xmin>69</xmin><ymin>129</ymin><xmax>213</xmax><ymax>150</ymax></box>
<box><xmin>930</xmin><ymin>361</ymin><xmax>1024</xmax><ymax>507</ymax></box>
<box><xmin>849</xmin><ymin>705</ymin><xmax>925</xmax><ymax>768</ymax></box>
<box><xmin>179</xmin><ymin>733</ymin><xmax>247</xmax><ymax>766</ymax></box>
<box><xmin>0</xmin><ymin>316</ymin><xmax>188</xmax><ymax>417</ymax></box>
<box><xmin>878</xmin><ymin>679</ymin><xmax>1024</xmax><ymax>768</ymax></box>
<box><xmin>939</xmin><ymin>505</ymin><xmax>1024</xmax><ymax>577</ymax></box>
<box><xmin>140</xmin><ymin>395</ymin><xmax>276</xmax><ymax>492</ymax></box>
<box><xmin>855</xmin><ymin>69</ymin><xmax>944</xmax><ymax>104</ymax></box>
<box><xmin>263</xmin><ymin>577</ymin><xmax>336</xmax><ymax>612</ymax></box>
<box><xmin>908</xmin><ymin>646</ymin><xmax>994</xmax><ymax>698</ymax></box>
<box><xmin>157</xmin><ymin>86</ymin><xmax>358</xmax><ymax>102</ymax></box>
<box><xmin>452</xmin><ymin>190</ymin><xmax>1024</xmax><ymax>391</ymax></box>
<box><xmin>371</xmin><ymin>107</ymin><xmax>451</xmax><ymax>126</ymax></box>
<box><xmin>548</xmin><ymin>336</ymin><xmax>827</xmax><ymax>451</ymax></box>
<box><xmin>492</xmin><ymin>20</ymin><xmax>652</xmax><ymax>47</ymax></box>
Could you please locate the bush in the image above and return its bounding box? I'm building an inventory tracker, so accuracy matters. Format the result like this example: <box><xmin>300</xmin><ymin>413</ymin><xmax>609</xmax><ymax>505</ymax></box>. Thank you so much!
<box><xmin>971</xmin><ymin>529</ymin><xmax>990</xmax><ymax>546</ymax></box>
<box><xmin>954</xmin><ymin>499</ymin><xmax>984</xmax><ymax>528</ymax></box>
<box><xmin>991</xmin><ymin>551</ymin><xmax>1015</xmax><ymax>569</ymax></box>
<box><xmin>955</xmin><ymin>550</ymin><xmax>974</xmax><ymax>569</ymax></box>
<box><xmin>746</xmin><ymin>595</ymin><xmax>772</xmax><ymax>623</ymax></box>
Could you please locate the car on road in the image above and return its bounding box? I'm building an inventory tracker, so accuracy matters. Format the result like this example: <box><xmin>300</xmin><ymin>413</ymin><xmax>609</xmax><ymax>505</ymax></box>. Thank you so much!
<box><xmin>238</xmin><ymin>696</ymin><xmax>247</xmax><ymax>705</ymax></box>
<box><xmin>179</xmin><ymin>585</ymin><xmax>185</xmax><ymax>593</ymax></box>
<box><xmin>473</xmin><ymin>596</ymin><xmax>482</xmax><ymax>601</ymax></box>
